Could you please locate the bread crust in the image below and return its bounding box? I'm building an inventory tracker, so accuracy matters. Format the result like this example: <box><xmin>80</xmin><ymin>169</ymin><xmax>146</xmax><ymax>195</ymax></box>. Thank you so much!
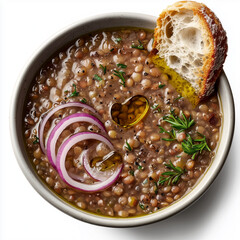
<box><xmin>153</xmin><ymin>1</ymin><xmax>228</xmax><ymax>101</ymax></box>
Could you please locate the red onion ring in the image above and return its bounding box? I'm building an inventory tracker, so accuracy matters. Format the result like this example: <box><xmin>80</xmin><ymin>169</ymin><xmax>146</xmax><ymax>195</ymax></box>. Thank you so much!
<box><xmin>82</xmin><ymin>149</ymin><xmax>118</xmax><ymax>181</ymax></box>
<box><xmin>39</xmin><ymin>102</ymin><xmax>99</xmax><ymax>153</ymax></box>
<box><xmin>46</xmin><ymin>113</ymin><xmax>106</xmax><ymax>168</ymax></box>
<box><xmin>56</xmin><ymin>132</ymin><xmax>123</xmax><ymax>192</ymax></box>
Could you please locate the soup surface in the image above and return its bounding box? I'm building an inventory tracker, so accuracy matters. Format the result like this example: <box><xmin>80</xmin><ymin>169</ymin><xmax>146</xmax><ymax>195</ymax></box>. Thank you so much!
<box><xmin>23</xmin><ymin>28</ymin><xmax>221</xmax><ymax>217</ymax></box>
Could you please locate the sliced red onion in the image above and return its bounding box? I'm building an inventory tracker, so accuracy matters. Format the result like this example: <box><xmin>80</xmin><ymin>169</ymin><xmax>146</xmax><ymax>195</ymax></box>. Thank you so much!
<box><xmin>39</xmin><ymin>102</ymin><xmax>99</xmax><ymax>153</ymax></box>
<box><xmin>82</xmin><ymin>149</ymin><xmax>117</xmax><ymax>181</ymax></box>
<box><xmin>46</xmin><ymin>113</ymin><xmax>106</xmax><ymax>168</ymax></box>
<box><xmin>56</xmin><ymin>132</ymin><xmax>123</xmax><ymax>192</ymax></box>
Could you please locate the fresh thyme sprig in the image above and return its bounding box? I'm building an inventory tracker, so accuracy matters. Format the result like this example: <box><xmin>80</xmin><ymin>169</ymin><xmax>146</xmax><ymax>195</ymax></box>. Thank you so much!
<box><xmin>158</xmin><ymin>161</ymin><xmax>185</xmax><ymax>185</ymax></box>
<box><xmin>113</xmin><ymin>70</ymin><xmax>126</xmax><ymax>87</ymax></box>
<box><xmin>163</xmin><ymin>110</ymin><xmax>195</xmax><ymax>131</ymax></box>
<box><xmin>131</xmin><ymin>40</ymin><xmax>144</xmax><ymax>50</ymax></box>
<box><xmin>69</xmin><ymin>84</ymin><xmax>79</xmax><ymax>97</ymax></box>
<box><xmin>182</xmin><ymin>133</ymin><xmax>211</xmax><ymax>159</ymax></box>
<box><xmin>159</xmin><ymin>126</ymin><xmax>176</xmax><ymax>141</ymax></box>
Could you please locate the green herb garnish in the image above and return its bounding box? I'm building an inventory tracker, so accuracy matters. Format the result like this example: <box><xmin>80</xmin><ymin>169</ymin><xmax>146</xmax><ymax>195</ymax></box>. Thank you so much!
<box><xmin>129</xmin><ymin>169</ymin><xmax>134</xmax><ymax>176</ymax></box>
<box><xmin>174</xmin><ymin>95</ymin><xmax>183</xmax><ymax>102</ymax></box>
<box><xmin>158</xmin><ymin>84</ymin><xmax>166</xmax><ymax>89</ymax></box>
<box><xmin>113</xmin><ymin>70</ymin><xmax>126</xmax><ymax>87</ymax></box>
<box><xmin>139</xmin><ymin>202</ymin><xmax>145</xmax><ymax>210</ymax></box>
<box><xmin>131</xmin><ymin>40</ymin><xmax>144</xmax><ymax>50</ymax></box>
<box><xmin>33</xmin><ymin>135</ymin><xmax>39</xmax><ymax>144</ymax></box>
<box><xmin>138</xmin><ymin>165</ymin><xmax>143</xmax><ymax>170</ymax></box>
<box><xmin>125</xmin><ymin>140</ymin><xmax>132</xmax><ymax>151</ymax></box>
<box><xmin>110</xmin><ymin>48</ymin><xmax>114</xmax><ymax>52</ymax></box>
<box><xmin>93</xmin><ymin>74</ymin><xmax>102</xmax><ymax>81</ymax></box>
<box><xmin>159</xmin><ymin>126</ymin><xmax>176</xmax><ymax>141</ymax></box>
<box><xmin>158</xmin><ymin>161</ymin><xmax>185</xmax><ymax>185</ymax></box>
<box><xmin>69</xmin><ymin>84</ymin><xmax>79</xmax><ymax>97</ymax></box>
<box><xmin>100</xmin><ymin>64</ymin><xmax>106</xmax><ymax>75</ymax></box>
<box><xmin>163</xmin><ymin>110</ymin><xmax>195</xmax><ymax>131</ymax></box>
<box><xmin>80</xmin><ymin>98</ymin><xmax>87</xmax><ymax>104</ymax></box>
<box><xmin>117</xmin><ymin>63</ymin><xmax>127</xmax><ymax>68</ymax></box>
<box><xmin>151</xmin><ymin>103</ymin><xmax>161</xmax><ymax>113</ymax></box>
<box><xmin>114</xmin><ymin>37</ymin><xmax>122</xmax><ymax>43</ymax></box>
<box><xmin>182</xmin><ymin>133</ymin><xmax>211</xmax><ymax>159</ymax></box>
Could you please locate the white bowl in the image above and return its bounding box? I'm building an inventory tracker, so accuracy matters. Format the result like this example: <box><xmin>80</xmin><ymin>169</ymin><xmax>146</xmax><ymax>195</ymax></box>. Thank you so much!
<box><xmin>10</xmin><ymin>13</ymin><xmax>235</xmax><ymax>227</ymax></box>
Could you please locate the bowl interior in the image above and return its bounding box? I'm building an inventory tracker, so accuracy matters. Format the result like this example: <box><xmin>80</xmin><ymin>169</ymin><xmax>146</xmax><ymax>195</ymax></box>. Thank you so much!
<box><xmin>10</xmin><ymin>13</ymin><xmax>235</xmax><ymax>227</ymax></box>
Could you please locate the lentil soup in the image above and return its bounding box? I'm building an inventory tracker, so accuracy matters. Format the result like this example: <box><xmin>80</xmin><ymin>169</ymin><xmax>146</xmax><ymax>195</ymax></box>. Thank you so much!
<box><xmin>23</xmin><ymin>28</ymin><xmax>222</xmax><ymax>218</ymax></box>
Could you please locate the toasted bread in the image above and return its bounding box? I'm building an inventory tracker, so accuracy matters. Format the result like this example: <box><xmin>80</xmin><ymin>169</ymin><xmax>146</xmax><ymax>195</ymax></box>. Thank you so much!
<box><xmin>152</xmin><ymin>1</ymin><xmax>228</xmax><ymax>101</ymax></box>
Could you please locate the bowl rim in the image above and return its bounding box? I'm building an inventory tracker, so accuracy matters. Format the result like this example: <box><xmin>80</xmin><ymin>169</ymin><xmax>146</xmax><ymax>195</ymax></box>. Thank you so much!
<box><xmin>10</xmin><ymin>12</ymin><xmax>235</xmax><ymax>228</ymax></box>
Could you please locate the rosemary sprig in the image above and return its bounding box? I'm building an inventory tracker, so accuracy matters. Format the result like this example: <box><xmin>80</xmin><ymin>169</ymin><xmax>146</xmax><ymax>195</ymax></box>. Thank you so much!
<box><xmin>125</xmin><ymin>140</ymin><xmax>132</xmax><ymax>151</ymax></box>
<box><xmin>163</xmin><ymin>110</ymin><xmax>195</xmax><ymax>131</ymax></box>
<box><xmin>113</xmin><ymin>70</ymin><xmax>126</xmax><ymax>87</ymax></box>
<box><xmin>159</xmin><ymin>126</ymin><xmax>176</xmax><ymax>141</ymax></box>
<box><xmin>99</xmin><ymin>64</ymin><xmax>106</xmax><ymax>75</ymax></box>
<box><xmin>69</xmin><ymin>84</ymin><xmax>79</xmax><ymax>97</ymax></box>
<box><xmin>182</xmin><ymin>133</ymin><xmax>211</xmax><ymax>159</ymax></box>
<box><xmin>131</xmin><ymin>40</ymin><xmax>144</xmax><ymax>50</ymax></box>
<box><xmin>93</xmin><ymin>74</ymin><xmax>102</xmax><ymax>81</ymax></box>
<box><xmin>158</xmin><ymin>161</ymin><xmax>185</xmax><ymax>185</ymax></box>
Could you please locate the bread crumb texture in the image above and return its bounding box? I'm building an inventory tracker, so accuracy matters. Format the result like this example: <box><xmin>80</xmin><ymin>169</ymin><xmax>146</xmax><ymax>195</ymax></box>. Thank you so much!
<box><xmin>152</xmin><ymin>1</ymin><xmax>227</xmax><ymax>102</ymax></box>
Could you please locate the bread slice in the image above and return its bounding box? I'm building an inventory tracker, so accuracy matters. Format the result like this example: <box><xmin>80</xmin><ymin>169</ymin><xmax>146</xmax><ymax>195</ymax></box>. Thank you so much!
<box><xmin>152</xmin><ymin>1</ymin><xmax>228</xmax><ymax>101</ymax></box>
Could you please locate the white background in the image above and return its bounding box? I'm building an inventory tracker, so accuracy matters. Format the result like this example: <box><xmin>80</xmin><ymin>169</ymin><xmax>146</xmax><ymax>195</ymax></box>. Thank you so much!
<box><xmin>0</xmin><ymin>0</ymin><xmax>239</xmax><ymax>239</ymax></box>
